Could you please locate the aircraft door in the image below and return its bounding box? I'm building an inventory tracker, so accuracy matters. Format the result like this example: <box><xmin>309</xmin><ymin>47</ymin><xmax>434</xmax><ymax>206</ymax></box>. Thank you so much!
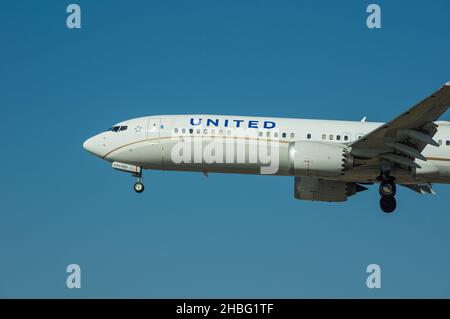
<box><xmin>148</xmin><ymin>118</ymin><xmax>161</xmax><ymax>140</ymax></box>
<box><xmin>145</xmin><ymin>118</ymin><xmax>162</xmax><ymax>168</ymax></box>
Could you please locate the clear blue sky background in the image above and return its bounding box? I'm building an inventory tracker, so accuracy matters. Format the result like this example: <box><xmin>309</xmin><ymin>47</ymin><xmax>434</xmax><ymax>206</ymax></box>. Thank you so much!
<box><xmin>1</xmin><ymin>0</ymin><xmax>450</xmax><ymax>298</ymax></box>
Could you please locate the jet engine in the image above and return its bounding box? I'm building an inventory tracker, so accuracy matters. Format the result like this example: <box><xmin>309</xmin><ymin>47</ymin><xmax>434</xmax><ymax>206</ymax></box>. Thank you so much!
<box><xmin>294</xmin><ymin>177</ymin><xmax>368</xmax><ymax>202</ymax></box>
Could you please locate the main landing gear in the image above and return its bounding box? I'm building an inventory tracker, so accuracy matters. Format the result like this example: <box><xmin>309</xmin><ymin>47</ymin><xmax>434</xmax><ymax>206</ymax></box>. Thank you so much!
<box><xmin>378</xmin><ymin>179</ymin><xmax>396</xmax><ymax>213</ymax></box>
<box><xmin>377</xmin><ymin>161</ymin><xmax>397</xmax><ymax>213</ymax></box>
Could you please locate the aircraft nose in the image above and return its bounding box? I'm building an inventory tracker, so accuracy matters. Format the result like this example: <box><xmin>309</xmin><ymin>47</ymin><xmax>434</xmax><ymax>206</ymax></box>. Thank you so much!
<box><xmin>83</xmin><ymin>136</ymin><xmax>103</xmax><ymax>157</ymax></box>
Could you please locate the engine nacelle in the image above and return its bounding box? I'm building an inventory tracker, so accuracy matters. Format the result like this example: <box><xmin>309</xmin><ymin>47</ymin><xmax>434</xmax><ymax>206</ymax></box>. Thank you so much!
<box><xmin>288</xmin><ymin>141</ymin><xmax>353</xmax><ymax>177</ymax></box>
<box><xmin>294</xmin><ymin>177</ymin><xmax>367</xmax><ymax>202</ymax></box>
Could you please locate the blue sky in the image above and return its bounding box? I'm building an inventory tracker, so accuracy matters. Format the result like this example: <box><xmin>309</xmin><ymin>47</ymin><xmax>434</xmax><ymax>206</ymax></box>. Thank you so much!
<box><xmin>1</xmin><ymin>0</ymin><xmax>450</xmax><ymax>298</ymax></box>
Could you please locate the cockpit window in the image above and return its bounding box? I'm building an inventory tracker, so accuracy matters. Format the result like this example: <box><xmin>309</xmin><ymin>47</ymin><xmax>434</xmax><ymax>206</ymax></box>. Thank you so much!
<box><xmin>107</xmin><ymin>125</ymin><xmax>128</xmax><ymax>132</ymax></box>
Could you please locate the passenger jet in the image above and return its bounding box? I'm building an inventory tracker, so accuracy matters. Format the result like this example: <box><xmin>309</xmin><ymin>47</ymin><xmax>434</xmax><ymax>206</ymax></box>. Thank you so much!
<box><xmin>83</xmin><ymin>82</ymin><xmax>450</xmax><ymax>213</ymax></box>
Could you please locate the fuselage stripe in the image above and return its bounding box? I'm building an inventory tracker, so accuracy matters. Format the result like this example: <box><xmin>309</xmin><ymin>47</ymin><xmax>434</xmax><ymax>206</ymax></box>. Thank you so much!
<box><xmin>102</xmin><ymin>135</ymin><xmax>290</xmax><ymax>159</ymax></box>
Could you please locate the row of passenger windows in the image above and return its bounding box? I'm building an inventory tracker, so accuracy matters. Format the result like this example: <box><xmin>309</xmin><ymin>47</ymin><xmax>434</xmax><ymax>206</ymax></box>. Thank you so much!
<box><xmin>172</xmin><ymin>128</ymin><xmax>450</xmax><ymax>146</ymax></box>
<box><xmin>173</xmin><ymin>128</ymin><xmax>296</xmax><ymax>138</ymax></box>
<box><xmin>172</xmin><ymin>128</ymin><xmax>363</xmax><ymax>141</ymax></box>
<box><xmin>317</xmin><ymin>134</ymin><xmax>353</xmax><ymax>141</ymax></box>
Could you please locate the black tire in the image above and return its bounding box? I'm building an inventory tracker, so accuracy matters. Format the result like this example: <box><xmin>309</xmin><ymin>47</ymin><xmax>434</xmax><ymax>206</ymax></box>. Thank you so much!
<box><xmin>134</xmin><ymin>182</ymin><xmax>144</xmax><ymax>193</ymax></box>
<box><xmin>379</xmin><ymin>181</ymin><xmax>396</xmax><ymax>197</ymax></box>
<box><xmin>380</xmin><ymin>196</ymin><xmax>396</xmax><ymax>213</ymax></box>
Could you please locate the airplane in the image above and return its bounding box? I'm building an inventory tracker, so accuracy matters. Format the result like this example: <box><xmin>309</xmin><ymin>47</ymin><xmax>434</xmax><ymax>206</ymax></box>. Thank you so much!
<box><xmin>83</xmin><ymin>82</ymin><xmax>450</xmax><ymax>213</ymax></box>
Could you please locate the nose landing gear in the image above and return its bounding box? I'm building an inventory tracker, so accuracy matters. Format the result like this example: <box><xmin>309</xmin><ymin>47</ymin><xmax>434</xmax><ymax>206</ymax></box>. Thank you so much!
<box><xmin>111</xmin><ymin>162</ymin><xmax>145</xmax><ymax>194</ymax></box>
<box><xmin>134</xmin><ymin>180</ymin><xmax>144</xmax><ymax>193</ymax></box>
<box><xmin>133</xmin><ymin>171</ymin><xmax>144</xmax><ymax>194</ymax></box>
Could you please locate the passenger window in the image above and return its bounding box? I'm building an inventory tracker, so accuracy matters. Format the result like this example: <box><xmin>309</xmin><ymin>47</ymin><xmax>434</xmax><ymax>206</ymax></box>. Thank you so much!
<box><xmin>274</xmin><ymin>132</ymin><xmax>278</xmax><ymax>138</ymax></box>
<box><xmin>282</xmin><ymin>133</ymin><xmax>287</xmax><ymax>138</ymax></box>
<box><xmin>211</xmin><ymin>129</ymin><xmax>215</xmax><ymax>135</ymax></box>
<box><xmin>336</xmin><ymin>135</ymin><xmax>341</xmax><ymax>141</ymax></box>
<box><xmin>344</xmin><ymin>135</ymin><xmax>349</xmax><ymax>141</ymax></box>
<box><xmin>203</xmin><ymin>129</ymin><xmax>208</xmax><ymax>134</ymax></box>
<box><xmin>438</xmin><ymin>139</ymin><xmax>442</xmax><ymax>145</ymax></box>
<box><xmin>447</xmin><ymin>140</ymin><xmax>450</xmax><ymax>146</ymax></box>
<box><xmin>196</xmin><ymin>129</ymin><xmax>201</xmax><ymax>134</ymax></box>
<box><xmin>174</xmin><ymin>128</ymin><xmax>178</xmax><ymax>133</ymax></box>
<box><xmin>189</xmin><ymin>128</ymin><xmax>193</xmax><ymax>134</ymax></box>
<box><xmin>307</xmin><ymin>133</ymin><xmax>311</xmax><ymax>139</ymax></box>
<box><xmin>329</xmin><ymin>135</ymin><xmax>334</xmax><ymax>140</ymax></box>
<box><xmin>322</xmin><ymin>134</ymin><xmax>326</xmax><ymax>140</ymax></box>
<box><xmin>266</xmin><ymin>132</ymin><xmax>270</xmax><ymax>137</ymax></box>
<box><xmin>219</xmin><ymin>129</ymin><xmax>223</xmax><ymax>135</ymax></box>
<box><xmin>258</xmin><ymin>132</ymin><xmax>263</xmax><ymax>137</ymax></box>
<box><xmin>290</xmin><ymin>133</ymin><xmax>295</xmax><ymax>138</ymax></box>
<box><xmin>182</xmin><ymin>128</ymin><xmax>186</xmax><ymax>134</ymax></box>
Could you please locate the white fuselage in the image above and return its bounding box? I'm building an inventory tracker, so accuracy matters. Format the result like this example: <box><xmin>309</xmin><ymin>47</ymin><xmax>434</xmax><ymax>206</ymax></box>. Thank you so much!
<box><xmin>83</xmin><ymin>115</ymin><xmax>450</xmax><ymax>184</ymax></box>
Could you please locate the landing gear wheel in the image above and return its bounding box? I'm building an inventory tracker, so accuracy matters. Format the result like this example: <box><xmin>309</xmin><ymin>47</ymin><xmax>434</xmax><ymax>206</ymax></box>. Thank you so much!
<box><xmin>379</xmin><ymin>181</ymin><xmax>396</xmax><ymax>197</ymax></box>
<box><xmin>380</xmin><ymin>196</ymin><xmax>396</xmax><ymax>213</ymax></box>
<box><xmin>134</xmin><ymin>182</ymin><xmax>144</xmax><ymax>193</ymax></box>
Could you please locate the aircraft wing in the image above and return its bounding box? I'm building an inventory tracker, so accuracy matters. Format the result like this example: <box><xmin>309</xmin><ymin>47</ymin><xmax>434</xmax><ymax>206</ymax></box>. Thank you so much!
<box><xmin>349</xmin><ymin>82</ymin><xmax>450</xmax><ymax>169</ymax></box>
